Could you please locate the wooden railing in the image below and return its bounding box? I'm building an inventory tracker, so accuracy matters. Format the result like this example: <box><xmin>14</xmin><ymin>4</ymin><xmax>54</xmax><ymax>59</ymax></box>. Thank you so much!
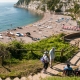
<box><xmin>17</xmin><ymin>44</ymin><xmax>77</xmax><ymax>58</ymax></box>
<box><xmin>0</xmin><ymin>43</ymin><xmax>78</xmax><ymax>66</ymax></box>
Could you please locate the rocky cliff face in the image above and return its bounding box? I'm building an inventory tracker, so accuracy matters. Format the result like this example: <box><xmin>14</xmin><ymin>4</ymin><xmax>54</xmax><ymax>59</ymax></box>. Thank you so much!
<box><xmin>14</xmin><ymin>0</ymin><xmax>80</xmax><ymax>18</ymax></box>
<box><xmin>14</xmin><ymin>0</ymin><xmax>44</xmax><ymax>14</ymax></box>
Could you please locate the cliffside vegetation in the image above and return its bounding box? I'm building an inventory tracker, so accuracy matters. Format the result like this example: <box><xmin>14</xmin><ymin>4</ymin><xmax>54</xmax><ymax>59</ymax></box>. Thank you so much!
<box><xmin>47</xmin><ymin>0</ymin><xmax>60</xmax><ymax>11</ymax></box>
<box><xmin>15</xmin><ymin>0</ymin><xmax>80</xmax><ymax>21</ymax></box>
<box><xmin>16</xmin><ymin>0</ymin><xmax>31</xmax><ymax>5</ymax></box>
<box><xmin>16</xmin><ymin>0</ymin><xmax>60</xmax><ymax>11</ymax></box>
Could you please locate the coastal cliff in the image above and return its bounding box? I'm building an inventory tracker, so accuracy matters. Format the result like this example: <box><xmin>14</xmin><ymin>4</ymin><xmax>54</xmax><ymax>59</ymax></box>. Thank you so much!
<box><xmin>14</xmin><ymin>0</ymin><xmax>80</xmax><ymax>21</ymax></box>
<box><xmin>14</xmin><ymin>0</ymin><xmax>45</xmax><ymax>14</ymax></box>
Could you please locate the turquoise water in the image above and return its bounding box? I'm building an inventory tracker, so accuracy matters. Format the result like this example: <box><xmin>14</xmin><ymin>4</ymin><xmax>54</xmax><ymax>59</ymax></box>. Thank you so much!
<box><xmin>0</xmin><ymin>2</ymin><xmax>42</xmax><ymax>32</ymax></box>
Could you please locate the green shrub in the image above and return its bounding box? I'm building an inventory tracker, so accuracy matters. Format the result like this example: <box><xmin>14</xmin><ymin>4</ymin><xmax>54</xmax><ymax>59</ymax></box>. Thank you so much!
<box><xmin>55</xmin><ymin>55</ymin><xmax>67</xmax><ymax>62</ymax></box>
<box><xmin>41</xmin><ymin>76</ymin><xmax>80</xmax><ymax>80</ymax></box>
<box><xmin>7</xmin><ymin>40</ymin><xmax>27</xmax><ymax>60</ymax></box>
<box><xmin>3</xmin><ymin>58</ymin><xmax>19</xmax><ymax>65</ymax></box>
<box><xmin>22</xmin><ymin>51</ymin><xmax>40</xmax><ymax>60</ymax></box>
<box><xmin>0</xmin><ymin>33</ymin><xmax>78</xmax><ymax>65</ymax></box>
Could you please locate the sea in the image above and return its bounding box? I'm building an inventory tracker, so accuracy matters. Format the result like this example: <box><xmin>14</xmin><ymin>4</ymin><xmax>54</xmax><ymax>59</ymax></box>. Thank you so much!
<box><xmin>0</xmin><ymin>2</ymin><xmax>43</xmax><ymax>32</ymax></box>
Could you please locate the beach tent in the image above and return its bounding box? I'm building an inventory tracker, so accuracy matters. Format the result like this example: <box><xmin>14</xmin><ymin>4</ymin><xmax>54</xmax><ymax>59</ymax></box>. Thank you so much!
<box><xmin>16</xmin><ymin>32</ymin><xmax>24</xmax><ymax>37</ymax></box>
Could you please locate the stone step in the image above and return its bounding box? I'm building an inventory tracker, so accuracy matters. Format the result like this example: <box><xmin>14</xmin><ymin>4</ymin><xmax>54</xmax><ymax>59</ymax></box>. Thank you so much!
<box><xmin>13</xmin><ymin>77</ymin><xmax>20</xmax><ymax>80</ymax></box>
<box><xmin>0</xmin><ymin>77</ymin><xmax>28</xmax><ymax>80</ymax></box>
<box><xmin>0</xmin><ymin>51</ymin><xmax>80</xmax><ymax>80</ymax></box>
<box><xmin>76</xmin><ymin>60</ymin><xmax>80</xmax><ymax>66</ymax></box>
<box><xmin>20</xmin><ymin>77</ymin><xmax>27</xmax><ymax>80</ymax></box>
<box><xmin>70</xmin><ymin>52</ymin><xmax>80</xmax><ymax>65</ymax></box>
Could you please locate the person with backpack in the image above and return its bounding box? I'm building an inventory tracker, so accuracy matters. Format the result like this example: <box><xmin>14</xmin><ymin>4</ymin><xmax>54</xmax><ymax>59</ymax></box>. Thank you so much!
<box><xmin>42</xmin><ymin>51</ymin><xmax>49</xmax><ymax>74</ymax></box>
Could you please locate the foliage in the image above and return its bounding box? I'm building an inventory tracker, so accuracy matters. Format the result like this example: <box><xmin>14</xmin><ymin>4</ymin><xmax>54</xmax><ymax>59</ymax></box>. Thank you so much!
<box><xmin>74</xmin><ymin>3</ymin><xmax>80</xmax><ymax>14</ymax></box>
<box><xmin>41</xmin><ymin>76</ymin><xmax>80</xmax><ymax>80</ymax></box>
<box><xmin>0</xmin><ymin>33</ymin><xmax>78</xmax><ymax>78</ymax></box>
<box><xmin>0</xmin><ymin>60</ymin><xmax>42</xmax><ymax>78</ymax></box>
<box><xmin>17</xmin><ymin>0</ymin><xmax>31</xmax><ymax>5</ymax></box>
<box><xmin>67</xmin><ymin>3</ymin><xmax>80</xmax><ymax>19</ymax></box>
<box><xmin>6</xmin><ymin>33</ymin><xmax>78</xmax><ymax>63</ymax></box>
<box><xmin>3</xmin><ymin>58</ymin><xmax>20</xmax><ymax>65</ymax></box>
<box><xmin>0</xmin><ymin>33</ymin><xmax>78</xmax><ymax>64</ymax></box>
<box><xmin>16</xmin><ymin>0</ymin><xmax>60</xmax><ymax>11</ymax></box>
<box><xmin>7</xmin><ymin>40</ymin><xmax>27</xmax><ymax>60</ymax></box>
<box><xmin>47</xmin><ymin>0</ymin><xmax>60</xmax><ymax>11</ymax></box>
<box><xmin>40</xmin><ymin>5</ymin><xmax>46</xmax><ymax>12</ymax></box>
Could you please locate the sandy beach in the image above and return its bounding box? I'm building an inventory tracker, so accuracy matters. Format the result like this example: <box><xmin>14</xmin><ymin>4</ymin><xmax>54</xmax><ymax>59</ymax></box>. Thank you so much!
<box><xmin>0</xmin><ymin>12</ymin><xmax>79</xmax><ymax>43</ymax></box>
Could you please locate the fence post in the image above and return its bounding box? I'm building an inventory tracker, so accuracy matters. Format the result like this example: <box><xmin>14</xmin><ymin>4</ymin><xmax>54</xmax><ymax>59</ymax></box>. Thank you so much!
<box><xmin>78</xmin><ymin>40</ymin><xmax>80</xmax><ymax>48</ymax></box>
<box><xmin>0</xmin><ymin>56</ymin><xmax>2</xmax><ymax>67</ymax></box>
<box><xmin>1</xmin><ymin>56</ymin><xmax>4</xmax><ymax>66</ymax></box>
<box><xmin>31</xmin><ymin>50</ymin><xmax>33</xmax><ymax>53</ymax></box>
<box><xmin>60</xmin><ymin>49</ymin><xmax>64</xmax><ymax>57</ymax></box>
<box><xmin>60</xmin><ymin>49</ymin><xmax>64</xmax><ymax>62</ymax></box>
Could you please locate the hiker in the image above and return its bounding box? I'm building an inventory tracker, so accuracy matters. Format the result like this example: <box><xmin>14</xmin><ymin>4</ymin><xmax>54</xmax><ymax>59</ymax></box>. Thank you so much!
<box><xmin>63</xmin><ymin>63</ymin><xmax>73</xmax><ymax>76</ymax></box>
<box><xmin>43</xmin><ymin>51</ymin><xmax>49</xmax><ymax>73</ymax></box>
<box><xmin>49</xmin><ymin>47</ymin><xmax>55</xmax><ymax>69</ymax></box>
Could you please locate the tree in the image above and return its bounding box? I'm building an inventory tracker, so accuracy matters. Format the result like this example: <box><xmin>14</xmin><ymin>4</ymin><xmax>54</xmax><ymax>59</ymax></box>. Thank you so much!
<box><xmin>74</xmin><ymin>3</ymin><xmax>80</xmax><ymax>18</ymax></box>
<box><xmin>47</xmin><ymin>0</ymin><xmax>60</xmax><ymax>11</ymax></box>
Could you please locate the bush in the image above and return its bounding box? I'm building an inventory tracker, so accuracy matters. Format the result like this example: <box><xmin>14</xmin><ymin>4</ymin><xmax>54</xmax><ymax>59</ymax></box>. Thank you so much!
<box><xmin>1</xmin><ymin>33</ymin><xmax>78</xmax><ymax>64</ymax></box>
<box><xmin>55</xmin><ymin>55</ymin><xmax>67</xmax><ymax>62</ymax></box>
<box><xmin>22</xmin><ymin>51</ymin><xmax>40</xmax><ymax>60</ymax></box>
<box><xmin>7</xmin><ymin>40</ymin><xmax>27</xmax><ymax>60</ymax></box>
<box><xmin>3</xmin><ymin>58</ymin><xmax>20</xmax><ymax>65</ymax></box>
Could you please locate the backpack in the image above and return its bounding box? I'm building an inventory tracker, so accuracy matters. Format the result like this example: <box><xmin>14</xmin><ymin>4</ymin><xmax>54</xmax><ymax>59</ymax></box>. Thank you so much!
<box><xmin>40</xmin><ymin>57</ymin><xmax>45</xmax><ymax>63</ymax></box>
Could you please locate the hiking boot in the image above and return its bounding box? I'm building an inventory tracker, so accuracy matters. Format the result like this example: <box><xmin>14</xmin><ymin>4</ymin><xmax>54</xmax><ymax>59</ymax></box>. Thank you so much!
<box><xmin>50</xmin><ymin>67</ymin><xmax>53</xmax><ymax>69</ymax></box>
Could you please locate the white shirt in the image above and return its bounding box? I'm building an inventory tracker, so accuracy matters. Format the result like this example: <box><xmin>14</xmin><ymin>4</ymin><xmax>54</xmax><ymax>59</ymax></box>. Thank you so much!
<box><xmin>43</xmin><ymin>54</ymin><xmax>49</xmax><ymax>62</ymax></box>
<box><xmin>49</xmin><ymin>49</ymin><xmax>55</xmax><ymax>60</ymax></box>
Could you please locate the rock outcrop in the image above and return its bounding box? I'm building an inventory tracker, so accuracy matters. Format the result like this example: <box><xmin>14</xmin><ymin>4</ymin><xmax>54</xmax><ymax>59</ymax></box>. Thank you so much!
<box><xmin>14</xmin><ymin>0</ymin><xmax>45</xmax><ymax>14</ymax></box>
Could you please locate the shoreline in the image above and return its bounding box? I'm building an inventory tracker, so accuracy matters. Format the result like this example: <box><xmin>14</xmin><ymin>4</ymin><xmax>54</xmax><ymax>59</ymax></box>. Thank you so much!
<box><xmin>0</xmin><ymin>12</ymin><xmax>78</xmax><ymax>43</ymax></box>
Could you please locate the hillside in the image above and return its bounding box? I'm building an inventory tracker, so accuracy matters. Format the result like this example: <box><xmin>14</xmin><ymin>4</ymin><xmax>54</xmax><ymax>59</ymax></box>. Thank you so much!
<box><xmin>14</xmin><ymin>0</ymin><xmax>80</xmax><ymax>21</ymax></box>
<box><xmin>0</xmin><ymin>33</ymin><xmax>78</xmax><ymax>78</ymax></box>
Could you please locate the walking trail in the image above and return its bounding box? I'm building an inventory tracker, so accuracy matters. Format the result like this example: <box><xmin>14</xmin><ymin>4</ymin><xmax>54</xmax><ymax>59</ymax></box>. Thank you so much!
<box><xmin>0</xmin><ymin>41</ymin><xmax>80</xmax><ymax>80</ymax></box>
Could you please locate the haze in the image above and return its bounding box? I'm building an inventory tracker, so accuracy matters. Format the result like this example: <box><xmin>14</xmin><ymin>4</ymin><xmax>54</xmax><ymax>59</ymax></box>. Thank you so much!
<box><xmin>0</xmin><ymin>0</ymin><xmax>18</xmax><ymax>2</ymax></box>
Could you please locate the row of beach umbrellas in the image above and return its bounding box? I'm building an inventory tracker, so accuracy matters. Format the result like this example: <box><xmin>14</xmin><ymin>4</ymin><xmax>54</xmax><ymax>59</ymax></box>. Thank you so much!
<box><xmin>62</xmin><ymin>26</ymin><xmax>80</xmax><ymax>31</ymax></box>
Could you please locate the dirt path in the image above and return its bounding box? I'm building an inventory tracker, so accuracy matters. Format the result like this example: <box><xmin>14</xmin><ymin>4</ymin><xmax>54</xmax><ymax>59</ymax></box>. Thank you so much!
<box><xmin>2</xmin><ymin>51</ymin><xmax>79</xmax><ymax>80</ymax></box>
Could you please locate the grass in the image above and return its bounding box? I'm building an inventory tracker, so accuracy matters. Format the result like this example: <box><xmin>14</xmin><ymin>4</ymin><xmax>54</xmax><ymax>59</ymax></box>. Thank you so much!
<box><xmin>0</xmin><ymin>60</ymin><xmax>60</xmax><ymax>79</ymax></box>
<box><xmin>0</xmin><ymin>60</ymin><xmax>43</xmax><ymax>79</ymax></box>
<box><xmin>41</xmin><ymin>76</ymin><xmax>80</xmax><ymax>80</ymax></box>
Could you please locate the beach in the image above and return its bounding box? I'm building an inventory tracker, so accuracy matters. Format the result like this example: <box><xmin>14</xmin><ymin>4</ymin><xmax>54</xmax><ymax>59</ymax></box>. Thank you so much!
<box><xmin>0</xmin><ymin>12</ymin><xmax>78</xmax><ymax>43</ymax></box>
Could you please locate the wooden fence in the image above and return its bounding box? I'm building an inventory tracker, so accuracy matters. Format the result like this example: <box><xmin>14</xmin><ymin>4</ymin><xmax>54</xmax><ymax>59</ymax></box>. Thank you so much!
<box><xmin>16</xmin><ymin>44</ymin><xmax>77</xmax><ymax>58</ymax></box>
<box><xmin>0</xmin><ymin>43</ymin><xmax>78</xmax><ymax>66</ymax></box>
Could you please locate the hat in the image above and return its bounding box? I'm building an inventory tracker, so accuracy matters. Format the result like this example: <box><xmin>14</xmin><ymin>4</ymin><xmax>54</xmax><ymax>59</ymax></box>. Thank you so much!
<box><xmin>44</xmin><ymin>51</ymin><xmax>48</xmax><ymax>54</ymax></box>
<box><xmin>52</xmin><ymin>47</ymin><xmax>55</xmax><ymax>49</ymax></box>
